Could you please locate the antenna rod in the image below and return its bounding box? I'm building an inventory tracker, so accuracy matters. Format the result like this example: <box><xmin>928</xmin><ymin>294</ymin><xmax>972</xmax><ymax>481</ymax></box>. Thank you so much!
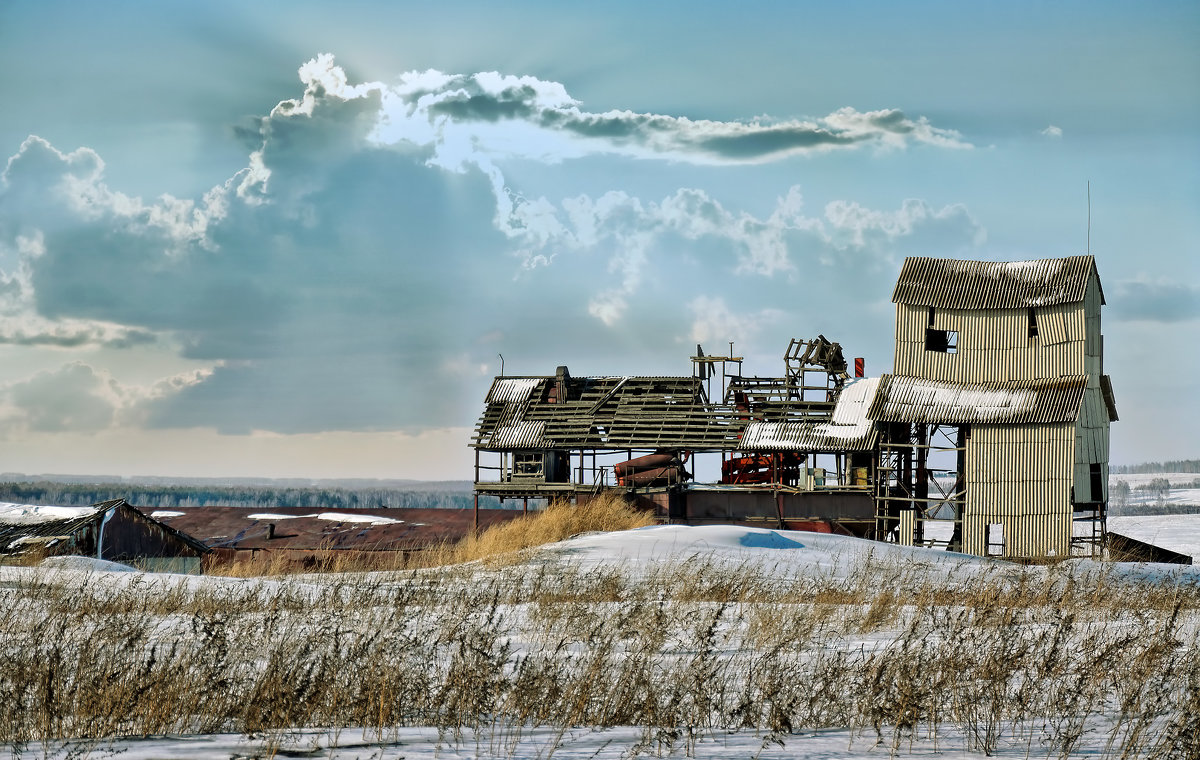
<box><xmin>498</xmin><ymin>353</ymin><xmax>504</xmax><ymax>377</ymax></box>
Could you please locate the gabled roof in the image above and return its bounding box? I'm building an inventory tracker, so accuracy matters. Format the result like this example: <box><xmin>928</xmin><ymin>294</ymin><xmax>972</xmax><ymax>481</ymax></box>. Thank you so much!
<box><xmin>0</xmin><ymin>501</ymin><xmax>109</xmax><ymax>552</ymax></box>
<box><xmin>867</xmin><ymin>374</ymin><xmax>1088</xmax><ymax>425</ymax></box>
<box><xmin>891</xmin><ymin>255</ymin><xmax>1104</xmax><ymax>310</ymax></box>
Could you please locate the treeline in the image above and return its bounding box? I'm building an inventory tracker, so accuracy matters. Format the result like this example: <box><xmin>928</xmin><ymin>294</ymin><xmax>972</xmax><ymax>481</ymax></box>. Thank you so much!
<box><xmin>1109</xmin><ymin>502</ymin><xmax>1200</xmax><ymax>517</ymax></box>
<box><xmin>1112</xmin><ymin>460</ymin><xmax>1200</xmax><ymax>474</ymax></box>
<box><xmin>0</xmin><ymin>482</ymin><xmax>505</xmax><ymax>511</ymax></box>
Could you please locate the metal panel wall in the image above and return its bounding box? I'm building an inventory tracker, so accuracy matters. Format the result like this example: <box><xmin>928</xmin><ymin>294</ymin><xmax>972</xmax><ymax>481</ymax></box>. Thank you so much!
<box><xmin>1071</xmin><ymin>273</ymin><xmax>1109</xmax><ymax>504</ymax></box>
<box><xmin>893</xmin><ymin>303</ymin><xmax>1089</xmax><ymax>386</ymax></box>
<box><xmin>964</xmin><ymin>422</ymin><xmax>1075</xmax><ymax>558</ymax></box>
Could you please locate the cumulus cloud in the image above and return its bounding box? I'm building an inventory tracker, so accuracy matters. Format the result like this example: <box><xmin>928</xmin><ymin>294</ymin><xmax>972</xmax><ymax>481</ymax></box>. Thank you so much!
<box><xmin>1040</xmin><ymin>125</ymin><xmax>1064</xmax><ymax>138</ymax></box>
<box><xmin>361</xmin><ymin>57</ymin><xmax>970</xmax><ymax>166</ymax></box>
<box><xmin>0</xmin><ymin>54</ymin><xmax>984</xmax><ymax>436</ymax></box>
<box><xmin>559</xmin><ymin>187</ymin><xmax>983</xmax><ymax>323</ymax></box>
<box><xmin>0</xmin><ymin>362</ymin><xmax>211</xmax><ymax>434</ymax></box>
<box><xmin>1110</xmin><ymin>279</ymin><xmax>1200</xmax><ymax>323</ymax></box>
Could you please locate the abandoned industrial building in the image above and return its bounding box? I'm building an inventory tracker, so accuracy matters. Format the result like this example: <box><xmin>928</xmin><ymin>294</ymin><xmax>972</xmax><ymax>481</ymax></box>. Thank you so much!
<box><xmin>472</xmin><ymin>254</ymin><xmax>1123</xmax><ymax>560</ymax></box>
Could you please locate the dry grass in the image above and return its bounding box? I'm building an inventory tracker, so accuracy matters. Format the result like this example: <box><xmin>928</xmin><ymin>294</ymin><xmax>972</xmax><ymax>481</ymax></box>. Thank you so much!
<box><xmin>1</xmin><ymin>529</ymin><xmax>1197</xmax><ymax>758</ymax></box>
<box><xmin>207</xmin><ymin>547</ymin><xmax>415</xmax><ymax>577</ymax></box>
<box><xmin>204</xmin><ymin>494</ymin><xmax>655</xmax><ymax>577</ymax></box>
<box><xmin>425</xmin><ymin>493</ymin><xmax>657</xmax><ymax>567</ymax></box>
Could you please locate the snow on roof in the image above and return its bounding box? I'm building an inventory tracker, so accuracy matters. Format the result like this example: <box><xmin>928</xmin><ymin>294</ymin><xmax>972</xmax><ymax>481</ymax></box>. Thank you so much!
<box><xmin>0</xmin><ymin>502</ymin><xmax>102</xmax><ymax>525</ymax></box>
<box><xmin>740</xmin><ymin>377</ymin><xmax>879</xmax><ymax>452</ymax></box>
<box><xmin>246</xmin><ymin>512</ymin><xmax>404</xmax><ymax>525</ymax></box>
<box><xmin>891</xmin><ymin>255</ymin><xmax>1101</xmax><ymax>310</ymax></box>
<box><xmin>868</xmin><ymin>374</ymin><xmax>1087</xmax><ymax>425</ymax></box>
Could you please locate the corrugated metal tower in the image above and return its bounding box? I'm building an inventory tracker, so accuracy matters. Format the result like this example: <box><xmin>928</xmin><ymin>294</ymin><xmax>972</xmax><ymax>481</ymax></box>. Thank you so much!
<box><xmin>873</xmin><ymin>255</ymin><xmax>1118</xmax><ymax>558</ymax></box>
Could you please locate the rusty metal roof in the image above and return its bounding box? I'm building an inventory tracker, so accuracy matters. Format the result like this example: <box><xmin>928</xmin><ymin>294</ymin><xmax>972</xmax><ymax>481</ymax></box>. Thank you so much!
<box><xmin>148</xmin><ymin>506</ymin><xmax>524</xmax><ymax>551</ymax></box>
<box><xmin>891</xmin><ymin>255</ymin><xmax>1102</xmax><ymax>309</ymax></box>
<box><xmin>867</xmin><ymin>374</ymin><xmax>1088</xmax><ymax>425</ymax></box>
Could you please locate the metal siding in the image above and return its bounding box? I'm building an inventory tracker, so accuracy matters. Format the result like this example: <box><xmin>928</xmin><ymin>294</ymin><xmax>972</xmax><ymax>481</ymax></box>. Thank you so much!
<box><xmin>1064</xmin><ymin>303</ymin><xmax>1085</xmax><ymax>344</ymax></box>
<box><xmin>964</xmin><ymin>422</ymin><xmax>1074</xmax><ymax>558</ymax></box>
<box><xmin>899</xmin><ymin>510</ymin><xmax>915</xmax><ymax>546</ymax></box>
<box><xmin>869</xmin><ymin>375</ymin><xmax>1086</xmax><ymax>425</ymax></box>
<box><xmin>892</xmin><ymin>256</ymin><xmax>1097</xmax><ymax>310</ymax></box>
<box><xmin>1042</xmin><ymin>306</ymin><xmax>1069</xmax><ymax>346</ymax></box>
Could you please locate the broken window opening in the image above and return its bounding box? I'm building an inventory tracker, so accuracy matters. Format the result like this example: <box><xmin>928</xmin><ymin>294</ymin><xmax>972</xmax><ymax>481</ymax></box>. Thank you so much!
<box><xmin>1028</xmin><ymin>307</ymin><xmax>1038</xmax><ymax>338</ymax></box>
<box><xmin>925</xmin><ymin>328</ymin><xmax>958</xmax><ymax>354</ymax></box>
<box><xmin>1089</xmin><ymin>462</ymin><xmax>1104</xmax><ymax>503</ymax></box>
<box><xmin>987</xmin><ymin>523</ymin><xmax>1005</xmax><ymax>556</ymax></box>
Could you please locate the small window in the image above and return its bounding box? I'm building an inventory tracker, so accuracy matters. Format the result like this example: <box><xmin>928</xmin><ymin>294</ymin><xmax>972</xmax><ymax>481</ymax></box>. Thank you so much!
<box><xmin>927</xmin><ymin>307</ymin><xmax>936</xmax><ymax>327</ymax></box>
<box><xmin>1089</xmin><ymin>463</ymin><xmax>1103</xmax><ymax>503</ymax></box>
<box><xmin>925</xmin><ymin>328</ymin><xmax>957</xmax><ymax>354</ymax></box>
<box><xmin>1027</xmin><ymin>308</ymin><xmax>1038</xmax><ymax>338</ymax></box>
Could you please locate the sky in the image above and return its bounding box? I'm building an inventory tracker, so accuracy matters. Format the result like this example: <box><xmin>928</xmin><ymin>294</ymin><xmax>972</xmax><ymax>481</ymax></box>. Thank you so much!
<box><xmin>0</xmin><ymin>0</ymin><xmax>1196</xmax><ymax>479</ymax></box>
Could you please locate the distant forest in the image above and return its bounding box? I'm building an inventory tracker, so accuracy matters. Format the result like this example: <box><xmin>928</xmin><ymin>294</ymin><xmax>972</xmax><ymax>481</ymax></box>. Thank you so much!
<box><xmin>1112</xmin><ymin>460</ymin><xmax>1200</xmax><ymax>474</ymax></box>
<box><xmin>0</xmin><ymin>482</ymin><xmax>506</xmax><ymax>511</ymax></box>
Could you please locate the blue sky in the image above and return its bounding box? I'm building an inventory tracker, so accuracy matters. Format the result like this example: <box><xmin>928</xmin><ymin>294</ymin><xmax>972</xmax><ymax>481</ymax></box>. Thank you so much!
<box><xmin>0</xmin><ymin>0</ymin><xmax>1196</xmax><ymax>478</ymax></box>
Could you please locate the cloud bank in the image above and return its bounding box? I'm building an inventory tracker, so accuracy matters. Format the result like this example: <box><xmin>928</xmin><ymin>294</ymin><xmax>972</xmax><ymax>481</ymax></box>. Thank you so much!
<box><xmin>0</xmin><ymin>55</ymin><xmax>983</xmax><ymax>437</ymax></box>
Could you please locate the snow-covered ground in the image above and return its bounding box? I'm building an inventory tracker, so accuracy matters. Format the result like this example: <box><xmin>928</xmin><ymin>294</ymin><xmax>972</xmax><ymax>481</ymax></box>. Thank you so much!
<box><xmin>0</xmin><ymin>721</ymin><xmax>1158</xmax><ymax>760</ymax></box>
<box><xmin>2</xmin><ymin>522</ymin><xmax>1196</xmax><ymax>759</ymax></box>
<box><xmin>1109</xmin><ymin>514</ymin><xmax>1200</xmax><ymax>560</ymax></box>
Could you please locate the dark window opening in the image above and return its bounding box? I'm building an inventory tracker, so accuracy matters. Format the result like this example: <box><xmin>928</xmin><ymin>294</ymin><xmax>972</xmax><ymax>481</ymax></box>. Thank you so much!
<box><xmin>1089</xmin><ymin>463</ymin><xmax>1104</xmax><ymax>502</ymax></box>
<box><xmin>925</xmin><ymin>328</ymin><xmax>957</xmax><ymax>354</ymax></box>
<box><xmin>1028</xmin><ymin>308</ymin><xmax>1038</xmax><ymax>338</ymax></box>
<box><xmin>927</xmin><ymin>306</ymin><xmax>936</xmax><ymax>327</ymax></box>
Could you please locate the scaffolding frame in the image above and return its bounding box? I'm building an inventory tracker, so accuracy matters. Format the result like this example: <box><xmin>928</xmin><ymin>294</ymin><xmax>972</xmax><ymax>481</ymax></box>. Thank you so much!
<box><xmin>874</xmin><ymin>421</ymin><xmax>967</xmax><ymax>550</ymax></box>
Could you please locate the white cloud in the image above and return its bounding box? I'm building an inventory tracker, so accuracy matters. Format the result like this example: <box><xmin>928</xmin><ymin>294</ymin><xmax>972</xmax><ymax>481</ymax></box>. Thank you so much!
<box><xmin>0</xmin><ymin>361</ymin><xmax>214</xmax><ymax>435</ymax></box>
<box><xmin>689</xmin><ymin>296</ymin><xmax>785</xmax><ymax>346</ymax></box>
<box><xmin>1041</xmin><ymin>125</ymin><xmax>1064</xmax><ymax>138</ymax></box>
<box><xmin>359</xmin><ymin>56</ymin><xmax>971</xmax><ymax>168</ymax></box>
<box><xmin>0</xmin><ymin>54</ymin><xmax>984</xmax><ymax>437</ymax></box>
<box><xmin>556</xmin><ymin>187</ymin><xmax>984</xmax><ymax>323</ymax></box>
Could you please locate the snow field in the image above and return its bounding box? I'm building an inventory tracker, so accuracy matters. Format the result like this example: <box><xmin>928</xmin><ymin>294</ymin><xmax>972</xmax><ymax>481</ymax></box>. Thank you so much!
<box><xmin>1</xmin><ymin>525</ymin><xmax>1198</xmax><ymax>759</ymax></box>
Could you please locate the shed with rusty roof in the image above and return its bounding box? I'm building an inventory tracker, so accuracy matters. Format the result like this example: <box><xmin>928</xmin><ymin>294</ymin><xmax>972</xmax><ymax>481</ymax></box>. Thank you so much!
<box><xmin>0</xmin><ymin>499</ymin><xmax>209</xmax><ymax>573</ymax></box>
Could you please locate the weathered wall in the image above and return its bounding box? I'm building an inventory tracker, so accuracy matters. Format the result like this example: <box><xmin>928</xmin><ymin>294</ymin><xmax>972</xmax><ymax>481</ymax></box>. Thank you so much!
<box><xmin>963</xmin><ymin>422</ymin><xmax>1075</xmax><ymax>557</ymax></box>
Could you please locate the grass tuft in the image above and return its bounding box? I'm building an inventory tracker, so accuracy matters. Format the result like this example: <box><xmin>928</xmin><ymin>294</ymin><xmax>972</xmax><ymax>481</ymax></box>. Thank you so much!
<box><xmin>433</xmin><ymin>493</ymin><xmax>656</xmax><ymax>566</ymax></box>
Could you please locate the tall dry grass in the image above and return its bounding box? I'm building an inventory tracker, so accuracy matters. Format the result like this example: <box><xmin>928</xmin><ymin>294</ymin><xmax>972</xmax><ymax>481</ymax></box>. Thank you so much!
<box><xmin>426</xmin><ymin>493</ymin><xmax>657</xmax><ymax>566</ymax></box>
<box><xmin>0</xmin><ymin>532</ymin><xmax>1197</xmax><ymax>758</ymax></box>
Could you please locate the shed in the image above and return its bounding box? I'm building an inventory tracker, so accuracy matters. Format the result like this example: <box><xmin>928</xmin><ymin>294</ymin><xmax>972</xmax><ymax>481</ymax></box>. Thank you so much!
<box><xmin>0</xmin><ymin>499</ymin><xmax>209</xmax><ymax>573</ymax></box>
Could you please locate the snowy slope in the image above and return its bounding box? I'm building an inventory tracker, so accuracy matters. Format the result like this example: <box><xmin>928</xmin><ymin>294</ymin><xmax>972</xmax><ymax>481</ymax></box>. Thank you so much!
<box><xmin>3</xmin><ymin>521</ymin><xmax>1196</xmax><ymax>759</ymax></box>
